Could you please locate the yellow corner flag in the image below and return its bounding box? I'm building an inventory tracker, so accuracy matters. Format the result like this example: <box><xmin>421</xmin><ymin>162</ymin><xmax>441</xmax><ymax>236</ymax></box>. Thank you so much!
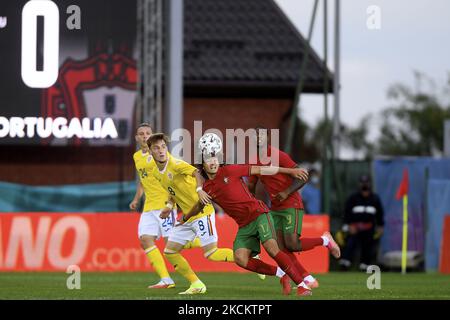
<box><xmin>396</xmin><ymin>169</ymin><xmax>409</xmax><ymax>274</ymax></box>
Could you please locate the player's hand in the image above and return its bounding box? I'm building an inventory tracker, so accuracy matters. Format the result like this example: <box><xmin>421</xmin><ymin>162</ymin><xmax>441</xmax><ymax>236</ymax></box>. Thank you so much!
<box><xmin>273</xmin><ymin>191</ymin><xmax>289</xmax><ymax>202</ymax></box>
<box><xmin>129</xmin><ymin>199</ymin><xmax>139</xmax><ymax>211</ymax></box>
<box><xmin>290</xmin><ymin>168</ymin><xmax>309</xmax><ymax>181</ymax></box>
<box><xmin>197</xmin><ymin>189</ymin><xmax>212</xmax><ymax>205</ymax></box>
<box><xmin>159</xmin><ymin>207</ymin><xmax>171</xmax><ymax>219</ymax></box>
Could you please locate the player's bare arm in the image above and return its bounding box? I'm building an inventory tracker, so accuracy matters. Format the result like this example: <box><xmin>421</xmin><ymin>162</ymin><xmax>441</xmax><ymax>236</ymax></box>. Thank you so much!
<box><xmin>160</xmin><ymin>196</ymin><xmax>175</xmax><ymax>219</ymax></box>
<box><xmin>275</xmin><ymin>165</ymin><xmax>309</xmax><ymax>202</ymax></box>
<box><xmin>129</xmin><ymin>181</ymin><xmax>144</xmax><ymax>210</ymax></box>
<box><xmin>193</xmin><ymin>169</ymin><xmax>212</xmax><ymax>205</ymax></box>
<box><xmin>249</xmin><ymin>166</ymin><xmax>309</xmax><ymax>181</ymax></box>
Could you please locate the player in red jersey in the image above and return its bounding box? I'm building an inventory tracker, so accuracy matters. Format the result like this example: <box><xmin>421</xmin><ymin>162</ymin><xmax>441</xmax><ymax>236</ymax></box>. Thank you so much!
<box><xmin>247</xmin><ymin>127</ymin><xmax>341</xmax><ymax>289</ymax></box>
<box><xmin>182</xmin><ymin>154</ymin><xmax>314</xmax><ymax>296</ymax></box>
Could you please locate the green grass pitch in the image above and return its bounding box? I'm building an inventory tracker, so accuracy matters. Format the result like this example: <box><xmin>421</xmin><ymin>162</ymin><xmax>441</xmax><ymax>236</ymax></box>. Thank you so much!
<box><xmin>0</xmin><ymin>272</ymin><xmax>449</xmax><ymax>300</ymax></box>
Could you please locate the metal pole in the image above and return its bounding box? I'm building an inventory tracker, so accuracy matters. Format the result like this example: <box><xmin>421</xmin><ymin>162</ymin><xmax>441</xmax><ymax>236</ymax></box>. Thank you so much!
<box><xmin>165</xmin><ymin>0</ymin><xmax>183</xmax><ymax>139</ymax></box>
<box><xmin>333</xmin><ymin>0</ymin><xmax>341</xmax><ymax>159</ymax></box>
<box><xmin>136</xmin><ymin>0</ymin><xmax>143</xmax><ymax>125</ymax></box>
<box><xmin>322</xmin><ymin>0</ymin><xmax>331</xmax><ymax>214</ymax></box>
<box><xmin>143</xmin><ymin>0</ymin><xmax>152</xmax><ymax>126</ymax></box>
<box><xmin>285</xmin><ymin>0</ymin><xmax>319</xmax><ymax>153</ymax></box>
<box><xmin>324</xmin><ymin>0</ymin><xmax>328</xmax><ymax>123</ymax></box>
<box><xmin>156</xmin><ymin>0</ymin><xmax>163</xmax><ymax>132</ymax></box>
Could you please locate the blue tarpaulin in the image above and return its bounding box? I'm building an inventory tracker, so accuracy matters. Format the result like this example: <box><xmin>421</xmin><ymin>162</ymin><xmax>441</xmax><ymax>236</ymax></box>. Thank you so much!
<box><xmin>426</xmin><ymin>179</ymin><xmax>450</xmax><ymax>271</ymax></box>
<box><xmin>373</xmin><ymin>158</ymin><xmax>450</xmax><ymax>270</ymax></box>
<box><xmin>0</xmin><ymin>181</ymin><xmax>136</xmax><ymax>212</ymax></box>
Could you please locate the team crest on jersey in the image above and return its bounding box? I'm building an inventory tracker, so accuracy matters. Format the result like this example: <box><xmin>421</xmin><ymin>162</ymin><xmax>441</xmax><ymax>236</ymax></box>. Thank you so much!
<box><xmin>139</xmin><ymin>168</ymin><xmax>148</xmax><ymax>179</ymax></box>
<box><xmin>167</xmin><ymin>172</ymin><xmax>173</xmax><ymax>180</ymax></box>
<box><xmin>223</xmin><ymin>177</ymin><xmax>229</xmax><ymax>184</ymax></box>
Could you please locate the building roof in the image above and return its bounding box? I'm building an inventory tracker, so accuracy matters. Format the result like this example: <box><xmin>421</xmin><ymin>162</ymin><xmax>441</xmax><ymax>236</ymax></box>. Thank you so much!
<box><xmin>184</xmin><ymin>0</ymin><xmax>333</xmax><ymax>97</ymax></box>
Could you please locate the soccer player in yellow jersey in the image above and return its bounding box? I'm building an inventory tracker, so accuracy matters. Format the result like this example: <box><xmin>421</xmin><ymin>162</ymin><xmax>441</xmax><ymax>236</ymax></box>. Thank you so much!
<box><xmin>129</xmin><ymin>123</ymin><xmax>201</xmax><ymax>289</ymax></box>
<box><xmin>147</xmin><ymin>133</ymin><xmax>234</xmax><ymax>295</ymax></box>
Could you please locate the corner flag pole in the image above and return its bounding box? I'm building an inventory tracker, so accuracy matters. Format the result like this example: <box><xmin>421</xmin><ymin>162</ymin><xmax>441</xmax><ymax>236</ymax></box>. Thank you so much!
<box><xmin>396</xmin><ymin>168</ymin><xmax>409</xmax><ymax>274</ymax></box>
<box><xmin>401</xmin><ymin>194</ymin><xmax>408</xmax><ymax>274</ymax></box>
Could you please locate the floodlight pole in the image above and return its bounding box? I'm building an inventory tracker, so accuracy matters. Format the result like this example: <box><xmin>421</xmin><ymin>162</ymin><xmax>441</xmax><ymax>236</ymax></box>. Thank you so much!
<box><xmin>137</xmin><ymin>0</ymin><xmax>163</xmax><ymax>131</ymax></box>
<box><xmin>322</xmin><ymin>0</ymin><xmax>331</xmax><ymax>215</ymax></box>
<box><xmin>333</xmin><ymin>0</ymin><xmax>341</xmax><ymax>159</ymax></box>
<box><xmin>284</xmin><ymin>0</ymin><xmax>319</xmax><ymax>153</ymax></box>
<box><xmin>165</xmin><ymin>0</ymin><xmax>184</xmax><ymax>143</ymax></box>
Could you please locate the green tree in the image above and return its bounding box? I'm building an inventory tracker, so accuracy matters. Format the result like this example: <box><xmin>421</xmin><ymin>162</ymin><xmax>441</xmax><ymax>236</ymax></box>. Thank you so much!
<box><xmin>341</xmin><ymin>115</ymin><xmax>375</xmax><ymax>160</ymax></box>
<box><xmin>293</xmin><ymin>72</ymin><xmax>450</xmax><ymax>161</ymax></box>
<box><xmin>376</xmin><ymin>72</ymin><xmax>450</xmax><ymax>156</ymax></box>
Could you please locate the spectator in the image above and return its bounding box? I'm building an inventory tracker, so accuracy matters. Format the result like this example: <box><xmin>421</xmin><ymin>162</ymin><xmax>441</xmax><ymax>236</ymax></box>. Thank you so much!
<box><xmin>300</xmin><ymin>168</ymin><xmax>321</xmax><ymax>214</ymax></box>
<box><xmin>339</xmin><ymin>174</ymin><xmax>384</xmax><ymax>271</ymax></box>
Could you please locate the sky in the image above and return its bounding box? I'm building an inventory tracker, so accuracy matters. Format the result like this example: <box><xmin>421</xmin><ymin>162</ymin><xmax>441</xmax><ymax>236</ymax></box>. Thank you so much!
<box><xmin>274</xmin><ymin>0</ymin><xmax>450</xmax><ymax>157</ymax></box>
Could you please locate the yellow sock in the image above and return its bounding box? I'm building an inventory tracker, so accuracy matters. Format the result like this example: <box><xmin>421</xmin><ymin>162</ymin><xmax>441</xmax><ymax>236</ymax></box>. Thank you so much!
<box><xmin>164</xmin><ymin>251</ymin><xmax>199</xmax><ymax>284</ymax></box>
<box><xmin>205</xmin><ymin>248</ymin><xmax>234</xmax><ymax>262</ymax></box>
<box><xmin>145</xmin><ymin>246</ymin><xmax>170</xmax><ymax>279</ymax></box>
<box><xmin>183</xmin><ymin>237</ymin><xmax>202</xmax><ymax>249</ymax></box>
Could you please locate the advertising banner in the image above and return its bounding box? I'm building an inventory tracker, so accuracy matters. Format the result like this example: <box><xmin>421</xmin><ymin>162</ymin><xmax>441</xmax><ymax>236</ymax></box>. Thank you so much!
<box><xmin>0</xmin><ymin>213</ymin><xmax>329</xmax><ymax>273</ymax></box>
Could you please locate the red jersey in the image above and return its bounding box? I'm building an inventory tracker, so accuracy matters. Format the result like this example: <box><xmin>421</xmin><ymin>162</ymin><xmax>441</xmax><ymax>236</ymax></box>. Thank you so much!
<box><xmin>203</xmin><ymin>165</ymin><xmax>269</xmax><ymax>228</ymax></box>
<box><xmin>249</xmin><ymin>145</ymin><xmax>304</xmax><ymax>211</ymax></box>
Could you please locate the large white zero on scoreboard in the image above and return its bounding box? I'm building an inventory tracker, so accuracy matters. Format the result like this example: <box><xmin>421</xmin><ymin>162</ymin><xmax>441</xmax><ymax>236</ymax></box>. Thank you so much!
<box><xmin>21</xmin><ymin>0</ymin><xmax>59</xmax><ymax>88</ymax></box>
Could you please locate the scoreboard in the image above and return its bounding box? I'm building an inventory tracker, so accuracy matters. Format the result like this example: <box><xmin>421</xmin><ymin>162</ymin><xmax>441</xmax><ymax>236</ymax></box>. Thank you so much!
<box><xmin>0</xmin><ymin>0</ymin><xmax>137</xmax><ymax>146</ymax></box>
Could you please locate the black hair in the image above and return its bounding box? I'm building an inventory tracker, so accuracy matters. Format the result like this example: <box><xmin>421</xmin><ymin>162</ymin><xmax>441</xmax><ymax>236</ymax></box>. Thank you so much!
<box><xmin>359</xmin><ymin>174</ymin><xmax>371</xmax><ymax>184</ymax></box>
<box><xmin>196</xmin><ymin>153</ymin><xmax>224</xmax><ymax>180</ymax></box>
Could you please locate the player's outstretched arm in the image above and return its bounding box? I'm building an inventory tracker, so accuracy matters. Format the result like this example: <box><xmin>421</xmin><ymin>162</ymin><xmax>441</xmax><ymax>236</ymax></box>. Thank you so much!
<box><xmin>129</xmin><ymin>181</ymin><xmax>144</xmax><ymax>211</ymax></box>
<box><xmin>250</xmin><ymin>166</ymin><xmax>309</xmax><ymax>181</ymax></box>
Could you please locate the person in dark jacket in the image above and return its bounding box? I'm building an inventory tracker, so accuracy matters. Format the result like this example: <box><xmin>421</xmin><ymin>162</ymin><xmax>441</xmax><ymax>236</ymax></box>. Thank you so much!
<box><xmin>339</xmin><ymin>175</ymin><xmax>384</xmax><ymax>271</ymax></box>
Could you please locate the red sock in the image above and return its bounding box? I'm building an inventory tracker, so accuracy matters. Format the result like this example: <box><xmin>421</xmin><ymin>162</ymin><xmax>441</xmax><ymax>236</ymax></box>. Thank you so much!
<box><xmin>300</xmin><ymin>237</ymin><xmax>324</xmax><ymax>251</ymax></box>
<box><xmin>283</xmin><ymin>250</ymin><xmax>309</xmax><ymax>279</ymax></box>
<box><xmin>244</xmin><ymin>258</ymin><xmax>277</xmax><ymax>275</ymax></box>
<box><xmin>273</xmin><ymin>251</ymin><xmax>303</xmax><ymax>285</ymax></box>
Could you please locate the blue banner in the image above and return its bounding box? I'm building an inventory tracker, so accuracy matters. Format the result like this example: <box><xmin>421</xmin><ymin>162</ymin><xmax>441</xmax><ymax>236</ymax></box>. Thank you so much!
<box><xmin>373</xmin><ymin>158</ymin><xmax>450</xmax><ymax>266</ymax></box>
<box><xmin>426</xmin><ymin>179</ymin><xmax>450</xmax><ymax>271</ymax></box>
<box><xmin>0</xmin><ymin>181</ymin><xmax>136</xmax><ymax>212</ymax></box>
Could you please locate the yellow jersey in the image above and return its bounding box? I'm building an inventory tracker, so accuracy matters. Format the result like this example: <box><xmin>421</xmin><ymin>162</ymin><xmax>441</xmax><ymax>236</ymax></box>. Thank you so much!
<box><xmin>152</xmin><ymin>153</ymin><xmax>214</xmax><ymax>223</ymax></box>
<box><xmin>133</xmin><ymin>150</ymin><xmax>169</xmax><ymax>212</ymax></box>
